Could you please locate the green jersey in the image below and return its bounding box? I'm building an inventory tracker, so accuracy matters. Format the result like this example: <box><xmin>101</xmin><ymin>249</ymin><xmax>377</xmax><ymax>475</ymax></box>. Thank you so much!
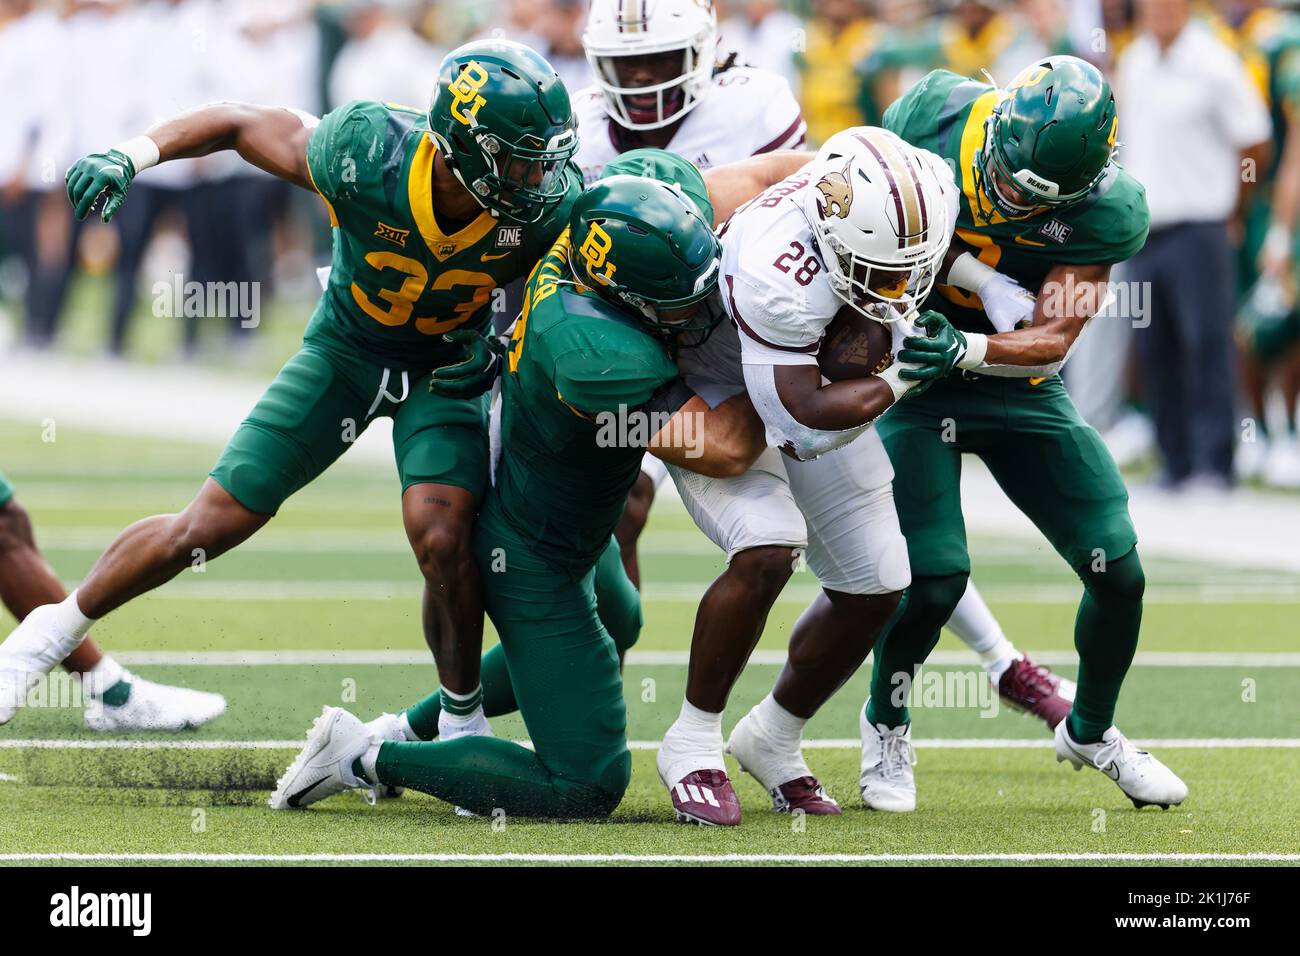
<box><xmin>1251</xmin><ymin>13</ymin><xmax>1300</xmax><ymax>183</ymax></box>
<box><xmin>493</xmin><ymin>229</ymin><xmax>680</xmax><ymax>578</ymax></box>
<box><xmin>884</xmin><ymin>70</ymin><xmax>1150</xmax><ymax>335</ymax></box>
<box><xmin>304</xmin><ymin>99</ymin><xmax>581</xmax><ymax>369</ymax></box>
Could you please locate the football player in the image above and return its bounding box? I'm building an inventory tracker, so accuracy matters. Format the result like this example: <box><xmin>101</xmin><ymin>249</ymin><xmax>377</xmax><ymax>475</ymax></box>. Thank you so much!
<box><xmin>269</xmin><ymin>162</ymin><xmax>784</xmax><ymax>817</ymax></box>
<box><xmin>0</xmin><ymin>472</ymin><xmax>224</xmax><ymax>730</ymax></box>
<box><xmin>653</xmin><ymin>127</ymin><xmax>957</xmax><ymax>825</ymax></box>
<box><xmin>293</xmin><ymin>148</ymin><xmax>823</xmax><ymax>809</ymax></box>
<box><xmin>576</xmin><ymin>0</ymin><xmax>806</xmax><ymax>586</ymax></box>
<box><xmin>0</xmin><ymin>41</ymin><xmax>588</xmax><ymax>735</ymax></box>
<box><xmin>861</xmin><ymin>56</ymin><xmax>1188</xmax><ymax>810</ymax></box>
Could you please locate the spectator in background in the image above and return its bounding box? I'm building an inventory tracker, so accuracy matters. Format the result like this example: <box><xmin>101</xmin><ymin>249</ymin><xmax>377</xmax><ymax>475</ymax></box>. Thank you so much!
<box><xmin>23</xmin><ymin>0</ymin><xmax>136</xmax><ymax>351</ymax></box>
<box><xmin>232</xmin><ymin>1</ymin><xmax>320</xmax><ymax>301</ymax></box>
<box><xmin>0</xmin><ymin>0</ymin><xmax>47</xmax><ymax>312</ymax></box>
<box><xmin>798</xmin><ymin>0</ymin><xmax>879</xmax><ymax>145</ymax></box>
<box><xmin>482</xmin><ymin>0</ymin><xmax>548</xmax><ymax>50</ymax></box>
<box><xmin>719</xmin><ymin>0</ymin><xmax>802</xmax><ymax>90</ymax></box>
<box><xmin>1117</xmin><ymin>0</ymin><xmax>1271</xmax><ymax>491</ymax></box>
<box><xmin>329</xmin><ymin>0</ymin><xmax>444</xmax><ymax>109</ymax></box>
<box><xmin>533</xmin><ymin>0</ymin><xmax>592</xmax><ymax>96</ymax></box>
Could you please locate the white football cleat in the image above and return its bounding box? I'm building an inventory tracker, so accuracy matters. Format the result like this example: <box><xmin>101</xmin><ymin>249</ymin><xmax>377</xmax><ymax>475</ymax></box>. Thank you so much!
<box><xmin>1055</xmin><ymin>720</ymin><xmax>1188</xmax><ymax>809</ymax></box>
<box><xmin>726</xmin><ymin>705</ymin><xmax>840</xmax><ymax>815</ymax></box>
<box><xmin>362</xmin><ymin>712</ymin><xmax>412</xmax><ymax>799</ymax></box>
<box><xmin>0</xmin><ymin>603</ymin><xmax>83</xmax><ymax>725</ymax></box>
<box><xmin>84</xmin><ymin>672</ymin><xmax>226</xmax><ymax>732</ymax></box>
<box><xmin>270</xmin><ymin>706</ymin><xmax>373</xmax><ymax>810</ymax></box>
<box><xmin>859</xmin><ymin>704</ymin><xmax>916</xmax><ymax>812</ymax></box>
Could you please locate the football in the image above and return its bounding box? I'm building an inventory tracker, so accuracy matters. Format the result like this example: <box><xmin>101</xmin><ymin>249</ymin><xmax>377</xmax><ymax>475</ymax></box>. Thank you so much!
<box><xmin>817</xmin><ymin>304</ymin><xmax>894</xmax><ymax>381</ymax></box>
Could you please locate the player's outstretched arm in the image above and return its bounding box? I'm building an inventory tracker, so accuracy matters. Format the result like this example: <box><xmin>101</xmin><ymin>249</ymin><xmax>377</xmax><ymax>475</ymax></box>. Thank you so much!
<box><xmin>701</xmin><ymin>150</ymin><xmax>812</xmax><ymax>226</ymax></box>
<box><xmin>944</xmin><ymin>255</ymin><xmax>1112</xmax><ymax>369</ymax></box>
<box><xmin>648</xmin><ymin>393</ymin><xmax>766</xmax><ymax>478</ymax></box>
<box><xmin>67</xmin><ymin>104</ymin><xmax>316</xmax><ymax>222</ymax></box>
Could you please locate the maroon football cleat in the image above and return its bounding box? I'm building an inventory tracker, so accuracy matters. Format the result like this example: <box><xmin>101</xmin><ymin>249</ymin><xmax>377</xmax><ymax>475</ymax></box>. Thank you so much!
<box><xmin>669</xmin><ymin>769</ymin><xmax>742</xmax><ymax>826</ymax></box>
<box><xmin>998</xmin><ymin>656</ymin><xmax>1072</xmax><ymax>729</ymax></box>
<box><xmin>771</xmin><ymin>776</ymin><xmax>842</xmax><ymax>816</ymax></box>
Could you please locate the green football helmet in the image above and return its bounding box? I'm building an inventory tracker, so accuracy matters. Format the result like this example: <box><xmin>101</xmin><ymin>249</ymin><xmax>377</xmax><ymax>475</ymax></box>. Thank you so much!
<box><xmin>569</xmin><ymin>174</ymin><xmax>723</xmax><ymax>345</ymax></box>
<box><xmin>428</xmin><ymin>39</ymin><xmax>578</xmax><ymax>224</ymax></box>
<box><xmin>974</xmin><ymin>55</ymin><xmax>1118</xmax><ymax>222</ymax></box>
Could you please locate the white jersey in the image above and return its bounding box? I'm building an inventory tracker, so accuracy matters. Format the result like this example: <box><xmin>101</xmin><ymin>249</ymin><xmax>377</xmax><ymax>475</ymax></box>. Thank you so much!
<box><xmin>573</xmin><ymin>64</ymin><xmax>806</xmax><ymax>184</ymax></box>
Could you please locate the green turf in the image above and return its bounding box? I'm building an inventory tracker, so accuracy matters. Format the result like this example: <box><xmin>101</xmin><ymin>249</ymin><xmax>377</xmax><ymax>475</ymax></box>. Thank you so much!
<box><xmin>0</xmin><ymin>417</ymin><xmax>1297</xmax><ymax>865</ymax></box>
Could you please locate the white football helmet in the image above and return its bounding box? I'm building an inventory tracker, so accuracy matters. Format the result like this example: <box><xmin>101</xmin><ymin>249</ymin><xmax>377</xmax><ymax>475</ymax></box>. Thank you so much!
<box><xmin>582</xmin><ymin>0</ymin><xmax>719</xmax><ymax>131</ymax></box>
<box><xmin>802</xmin><ymin>127</ymin><xmax>954</xmax><ymax>319</ymax></box>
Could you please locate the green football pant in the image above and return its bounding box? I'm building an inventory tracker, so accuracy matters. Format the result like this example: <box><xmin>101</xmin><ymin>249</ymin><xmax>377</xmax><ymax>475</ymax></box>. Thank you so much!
<box><xmin>209</xmin><ymin>334</ymin><xmax>488</xmax><ymax>515</ymax></box>
<box><xmin>867</xmin><ymin>374</ymin><xmax>1143</xmax><ymax>743</ymax></box>
<box><xmin>401</xmin><ymin>533</ymin><xmax>642</xmax><ymax>738</ymax></box>
<box><xmin>375</xmin><ymin>501</ymin><xmax>631</xmax><ymax>818</ymax></box>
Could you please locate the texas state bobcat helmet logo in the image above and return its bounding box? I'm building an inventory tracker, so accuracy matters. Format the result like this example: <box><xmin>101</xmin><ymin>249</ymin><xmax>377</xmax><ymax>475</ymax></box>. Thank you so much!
<box><xmin>815</xmin><ymin>159</ymin><xmax>854</xmax><ymax>220</ymax></box>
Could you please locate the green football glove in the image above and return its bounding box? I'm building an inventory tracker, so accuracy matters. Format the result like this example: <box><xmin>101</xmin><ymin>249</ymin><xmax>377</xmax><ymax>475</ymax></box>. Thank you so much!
<box><xmin>429</xmin><ymin>329</ymin><xmax>508</xmax><ymax>399</ymax></box>
<box><xmin>65</xmin><ymin>149</ymin><xmax>138</xmax><ymax>223</ymax></box>
<box><xmin>896</xmin><ymin>310</ymin><xmax>968</xmax><ymax>383</ymax></box>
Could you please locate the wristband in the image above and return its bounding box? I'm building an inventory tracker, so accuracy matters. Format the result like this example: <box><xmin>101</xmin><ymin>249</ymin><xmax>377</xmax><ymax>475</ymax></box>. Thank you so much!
<box><xmin>956</xmin><ymin>332</ymin><xmax>988</xmax><ymax>370</ymax></box>
<box><xmin>111</xmin><ymin>135</ymin><xmax>160</xmax><ymax>174</ymax></box>
<box><xmin>877</xmin><ymin>363</ymin><xmax>918</xmax><ymax>401</ymax></box>
<box><xmin>946</xmin><ymin>251</ymin><xmax>999</xmax><ymax>295</ymax></box>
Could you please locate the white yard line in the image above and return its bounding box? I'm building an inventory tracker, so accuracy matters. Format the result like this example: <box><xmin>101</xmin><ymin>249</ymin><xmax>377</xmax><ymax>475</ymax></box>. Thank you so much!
<box><xmin>61</xmin><ymin>580</ymin><xmax>1300</xmax><ymax>603</ymax></box>
<box><xmin>106</xmin><ymin>649</ymin><xmax>1300</xmax><ymax>667</ymax></box>
<box><xmin>0</xmin><ymin>852</ymin><xmax>1295</xmax><ymax>863</ymax></box>
<box><xmin>1</xmin><ymin>738</ymin><xmax>1296</xmax><ymax>751</ymax></box>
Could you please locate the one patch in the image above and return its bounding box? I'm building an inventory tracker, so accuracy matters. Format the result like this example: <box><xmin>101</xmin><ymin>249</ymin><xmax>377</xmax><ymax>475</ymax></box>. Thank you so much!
<box><xmin>1038</xmin><ymin>219</ymin><xmax>1073</xmax><ymax>244</ymax></box>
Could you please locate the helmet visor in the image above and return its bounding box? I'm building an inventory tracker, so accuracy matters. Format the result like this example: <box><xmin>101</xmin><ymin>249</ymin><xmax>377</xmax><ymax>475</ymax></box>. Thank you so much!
<box><xmin>822</xmin><ymin>231</ymin><xmax>941</xmax><ymax>314</ymax></box>
<box><xmin>478</xmin><ymin>132</ymin><xmax>575</xmax><ymax>222</ymax></box>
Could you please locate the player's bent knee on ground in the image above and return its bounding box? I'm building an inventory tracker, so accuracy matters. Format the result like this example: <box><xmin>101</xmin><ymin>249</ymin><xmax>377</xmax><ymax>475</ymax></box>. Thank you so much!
<box><xmin>550</xmin><ymin>751</ymin><xmax>632</xmax><ymax>819</ymax></box>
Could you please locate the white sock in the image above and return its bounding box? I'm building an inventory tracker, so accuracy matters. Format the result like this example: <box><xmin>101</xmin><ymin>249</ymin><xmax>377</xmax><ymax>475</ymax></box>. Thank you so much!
<box><xmin>677</xmin><ymin>698</ymin><xmax>723</xmax><ymax>736</ymax></box>
<box><xmin>756</xmin><ymin>693</ymin><xmax>807</xmax><ymax>750</ymax></box>
<box><xmin>51</xmin><ymin>591</ymin><xmax>96</xmax><ymax>643</ymax></box>
<box><xmin>358</xmin><ymin>740</ymin><xmax>382</xmax><ymax>785</ymax></box>
<box><xmin>946</xmin><ymin>581</ymin><xmax>1005</xmax><ymax>654</ymax></box>
<box><xmin>83</xmin><ymin>655</ymin><xmax>125</xmax><ymax>698</ymax></box>
<box><xmin>982</xmin><ymin>644</ymin><xmax>1022</xmax><ymax>683</ymax></box>
<box><xmin>438</xmin><ymin>703</ymin><xmax>486</xmax><ymax>738</ymax></box>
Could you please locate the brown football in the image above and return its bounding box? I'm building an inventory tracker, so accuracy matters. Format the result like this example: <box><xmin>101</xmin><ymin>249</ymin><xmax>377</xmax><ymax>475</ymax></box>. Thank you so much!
<box><xmin>817</xmin><ymin>305</ymin><xmax>894</xmax><ymax>381</ymax></box>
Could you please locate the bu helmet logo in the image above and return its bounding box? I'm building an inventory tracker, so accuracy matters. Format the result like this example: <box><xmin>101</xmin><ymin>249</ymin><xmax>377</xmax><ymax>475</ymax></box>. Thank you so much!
<box><xmin>449</xmin><ymin>61</ymin><xmax>489</xmax><ymax>126</ymax></box>
<box><xmin>815</xmin><ymin>160</ymin><xmax>853</xmax><ymax>220</ymax></box>
<box><xmin>579</xmin><ymin>223</ymin><xmax>617</xmax><ymax>285</ymax></box>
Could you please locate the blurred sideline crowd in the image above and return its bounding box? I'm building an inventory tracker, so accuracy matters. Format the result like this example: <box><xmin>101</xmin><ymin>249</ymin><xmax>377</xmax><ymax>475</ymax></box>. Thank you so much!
<box><xmin>2</xmin><ymin>0</ymin><xmax>1299</xmax><ymax>491</ymax></box>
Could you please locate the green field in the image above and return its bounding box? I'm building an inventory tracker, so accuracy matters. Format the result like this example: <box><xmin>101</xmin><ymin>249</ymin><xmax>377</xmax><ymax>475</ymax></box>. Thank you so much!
<box><xmin>1</xmin><ymin>417</ymin><xmax>1297</xmax><ymax>865</ymax></box>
